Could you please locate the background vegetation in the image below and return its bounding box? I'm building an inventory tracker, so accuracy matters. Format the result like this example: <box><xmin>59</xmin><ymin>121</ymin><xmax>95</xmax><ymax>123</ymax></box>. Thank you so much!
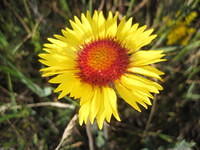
<box><xmin>0</xmin><ymin>0</ymin><xmax>199</xmax><ymax>149</ymax></box>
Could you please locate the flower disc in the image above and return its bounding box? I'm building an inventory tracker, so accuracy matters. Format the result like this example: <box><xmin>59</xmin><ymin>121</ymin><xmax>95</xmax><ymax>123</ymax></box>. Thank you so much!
<box><xmin>77</xmin><ymin>39</ymin><xmax>129</xmax><ymax>86</ymax></box>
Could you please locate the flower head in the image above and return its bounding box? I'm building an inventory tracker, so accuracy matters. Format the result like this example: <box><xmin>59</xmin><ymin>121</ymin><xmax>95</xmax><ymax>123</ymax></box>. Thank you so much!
<box><xmin>166</xmin><ymin>11</ymin><xmax>197</xmax><ymax>46</ymax></box>
<box><xmin>39</xmin><ymin>11</ymin><xmax>166</xmax><ymax>129</ymax></box>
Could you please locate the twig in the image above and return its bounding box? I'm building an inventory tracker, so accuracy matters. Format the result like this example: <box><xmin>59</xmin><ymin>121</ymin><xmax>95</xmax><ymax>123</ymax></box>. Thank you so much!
<box><xmin>0</xmin><ymin>102</ymin><xmax>74</xmax><ymax>113</ymax></box>
<box><xmin>27</xmin><ymin>102</ymin><xmax>74</xmax><ymax>109</ymax></box>
<box><xmin>133</xmin><ymin>0</ymin><xmax>149</xmax><ymax>14</ymax></box>
<box><xmin>55</xmin><ymin>114</ymin><xmax>78</xmax><ymax>150</ymax></box>
<box><xmin>3</xmin><ymin>0</ymin><xmax>31</xmax><ymax>34</ymax></box>
<box><xmin>6</xmin><ymin>120</ymin><xmax>22</xmax><ymax>139</ymax></box>
<box><xmin>4</xmin><ymin>0</ymin><xmax>43</xmax><ymax>54</ymax></box>
<box><xmin>0</xmin><ymin>86</ymin><xmax>10</xmax><ymax>96</ymax></box>
<box><xmin>12</xmin><ymin>16</ymin><xmax>43</xmax><ymax>54</ymax></box>
<box><xmin>86</xmin><ymin>123</ymin><xmax>95</xmax><ymax>150</ymax></box>
<box><xmin>103</xmin><ymin>122</ymin><xmax>108</xmax><ymax>139</ymax></box>
<box><xmin>88</xmin><ymin>0</ymin><xmax>93</xmax><ymax>13</ymax></box>
<box><xmin>98</xmin><ymin>0</ymin><xmax>105</xmax><ymax>10</ymax></box>
<box><xmin>126</xmin><ymin>0</ymin><xmax>135</xmax><ymax>17</ymax></box>
<box><xmin>12</xmin><ymin>34</ymin><xmax>32</xmax><ymax>54</ymax></box>
<box><xmin>52</xmin><ymin>1</ymin><xmax>67</xmax><ymax>18</ymax></box>
<box><xmin>23</xmin><ymin>0</ymin><xmax>31</xmax><ymax>19</ymax></box>
<box><xmin>7</xmin><ymin>73</ymin><xmax>16</xmax><ymax>107</ymax></box>
<box><xmin>32</xmin><ymin>16</ymin><xmax>43</xmax><ymax>36</ymax></box>
<box><xmin>144</xmin><ymin>96</ymin><xmax>157</xmax><ymax>133</ymax></box>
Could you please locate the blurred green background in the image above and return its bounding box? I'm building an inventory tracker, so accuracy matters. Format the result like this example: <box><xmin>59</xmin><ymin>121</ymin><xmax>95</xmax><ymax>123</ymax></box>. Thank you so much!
<box><xmin>0</xmin><ymin>0</ymin><xmax>199</xmax><ymax>150</ymax></box>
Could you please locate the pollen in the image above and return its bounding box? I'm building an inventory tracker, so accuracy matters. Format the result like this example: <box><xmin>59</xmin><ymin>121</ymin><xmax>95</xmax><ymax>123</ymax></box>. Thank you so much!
<box><xmin>77</xmin><ymin>39</ymin><xmax>129</xmax><ymax>86</ymax></box>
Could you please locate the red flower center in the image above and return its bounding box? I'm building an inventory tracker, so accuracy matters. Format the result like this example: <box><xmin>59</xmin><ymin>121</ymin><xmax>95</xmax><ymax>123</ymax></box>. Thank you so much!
<box><xmin>77</xmin><ymin>39</ymin><xmax>129</xmax><ymax>86</ymax></box>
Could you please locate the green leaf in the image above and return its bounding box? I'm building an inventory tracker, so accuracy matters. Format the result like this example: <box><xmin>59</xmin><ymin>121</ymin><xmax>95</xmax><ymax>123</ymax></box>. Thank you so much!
<box><xmin>0</xmin><ymin>55</ymin><xmax>52</xmax><ymax>97</ymax></box>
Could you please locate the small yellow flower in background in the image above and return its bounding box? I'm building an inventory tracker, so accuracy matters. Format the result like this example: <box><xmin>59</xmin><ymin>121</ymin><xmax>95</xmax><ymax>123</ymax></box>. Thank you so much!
<box><xmin>166</xmin><ymin>11</ymin><xmax>198</xmax><ymax>46</ymax></box>
<box><xmin>167</xmin><ymin>24</ymin><xmax>187</xmax><ymax>45</ymax></box>
<box><xmin>185</xmin><ymin>11</ymin><xmax>198</xmax><ymax>25</ymax></box>
<box><xmin>38</xmin><ymin>11</ymin><xmax>166</xmax><ymax>129</ymax></box>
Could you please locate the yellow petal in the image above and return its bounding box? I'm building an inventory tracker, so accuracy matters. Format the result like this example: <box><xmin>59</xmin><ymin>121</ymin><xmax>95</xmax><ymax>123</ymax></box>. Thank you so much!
<box><xmin>79</xmin><ymin>85</ymin><xmax>97</xmax><ymax>125</ymax></box>
<box><xmin>116</xmin><ymin>17</ymin><xmax>133</xmax><ymax>42</ymax></box>
<box><xmin>122</xmin><ymin>25</ymin><xmax>157</xmax><ymax>52</ymax></box>
<box><xmin>105</xmin><ymin>87</ymin><xmax>121</xmax><ymax>121</ymax></box>
<box><xmin>41</xmin><ymin>70</ymin><xmax>70</xmax><ymax>77</ymax></box>
<box><xmin>96</xmin><ymin>89</ymin><xmax>106</xmax><ymax>129</ymax></box>
<box><xmin>130</xmin><ymin>50</ymin><xmax>166</xmax><ymax>66</ymax></box>
<box><xmin>79</xmin><ymin>101</ymin><xmax>90</xmax><ymax>125</ymax></box>
<box><xmin>105</xmin><ymin>11</ymin><xmax>118</xmax><ymax>37</ymax></box>
<box><xmin>115</xmin><ymin>82</ymin><xmax>141</xmax><ymax>112</ymax></box>
<box><xmin>121</xmin><ymin>74</ymin><xmax>163</xmax><ymax>94</ymax></box>
<box><xmin>81</xmin><ymin>13</ymin><xmax>93</xmax><ymax>36</ymax></box>
<box><xmin>116</xmin><ymin>80</ymin><xmax>150</xmax><ymax>110</ymax></box>
<box><xmin>61</xmin><ymin>28</ymin><xmax>81</xmax><ymax>49</ymax></box>
<box><xmin>102</xmin><ymin>87</ymin><xmax>113</xmax><ymax>123</ymax></box>
<box><xmin>128</xmin><ymin>66</ymin><xmax>164</xmax><ymax>81</ymax></box>
<box><xmin>57</xmin><ymin>78</ymin><xmax>78</xmax><ymax>99</ymax></box>
<box><xmin>48</xmin><ymin>72</ymin><xmax>75</xmax><ymax>83</ymax></box>
<box><xmin>79</xmin><ymin>84</ymin><xmax>94</xmax><ymax>105</ymax></box>
<box><xmin>122</xmin><ymin>79</ymin><xmax>152</xmax><ymax>106</ymax></box>
<box><xmin>96</xmin><ymin>106</ymin><xmax>106</xmax><ymax>129</ymax></box>
<box><xmin>89</xmin><ymin>87</ymin><xmax>100</xmax><ymax>124</ymax></box>
<box><xmin>58</xmin><ymin>89</ymin><xmax>70</xmax><ymax>99</ymax></box>
<box><xmin>52</xmin><ymin>75</ymin><xmax>79</xmax><ymax>99</ymax></box>
<box><xmin>47</xmin><ymin>38</ymin><xmax>67</xmax><ymax>47</ymax></box>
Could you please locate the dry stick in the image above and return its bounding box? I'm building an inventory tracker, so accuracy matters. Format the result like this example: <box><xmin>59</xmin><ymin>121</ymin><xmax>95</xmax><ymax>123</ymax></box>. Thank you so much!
<box><xmin>52</xmin><ymin>1</ymin><xmax>67</xmax><ymax>18</ymax></box>
<box><xmin>4</xmin><ymin>0</ymin><xmax>43</xmax><ymax>54</ymax></box>
<box><xmin>27</xmin><ymin>102</ymin><xmax>74</xmax><ymax>109</ymax></box>
<box><xmin>12</xmin><ymin>15</ymin><xmax>43</xmax><ymax>54</ymax></box>
<box><xmin>98</xmin><ymin>0</ymin><xmax>105</xmax><ymax>10</ymax></box>
<box><xmin>12</xmin><ymin>34</ymin><xmax>31</xmax><ymax>54</ymax></box>
<box><xmin>32</xmin><ymin>16</ymin><xmax>43</xmax><ymax>35</ymax></box>
<box><xmin>3</xmin><ymin>0</ymin><xmax>33</xmax><ymax>54</ymax></box>
<box><xmin>6</xmin><ymin>119</ymin><xmax>22</xmax><ymax>139</ymax></box>
<box><xmin>4</xmin><ymin>0</ymin><xmax>31</xmax><ymax>34</ymax></box>
<box><xmin>86</xmin><ymin>123</ymin><xmax>95</xmax><ymax>150</ymax></box>
<box><xmin>12</xmin><ymin>10</ymin><xmax>31</xmax><ymax>34</ymax></box>
<box><xmin>103</xmin><ymin>123</ymin><xmax>109</xmax><ymax>139</ymax></box>
<box><xmin>144</xmin><ymin>96</ymin><xmax>157</xmax><ymax>133</ymax></box>
<box><xmin>0</xmin><ymin>102</ymin><xmax>74</xmax><ymax>113</ymax></box>
<box><xmin>55</xmin><ymin>114</ymin><xmax>78</xmax><ymax>150</ymax></box>
<box><xmin>133</xmin><ymin>0</ymin><xmax>149</xmax><ymax>14</ymax></box>
<box><xmin>0</xmin><ymin>86</ymin><xmax>10</xmax><ymax>96</ymax></box>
